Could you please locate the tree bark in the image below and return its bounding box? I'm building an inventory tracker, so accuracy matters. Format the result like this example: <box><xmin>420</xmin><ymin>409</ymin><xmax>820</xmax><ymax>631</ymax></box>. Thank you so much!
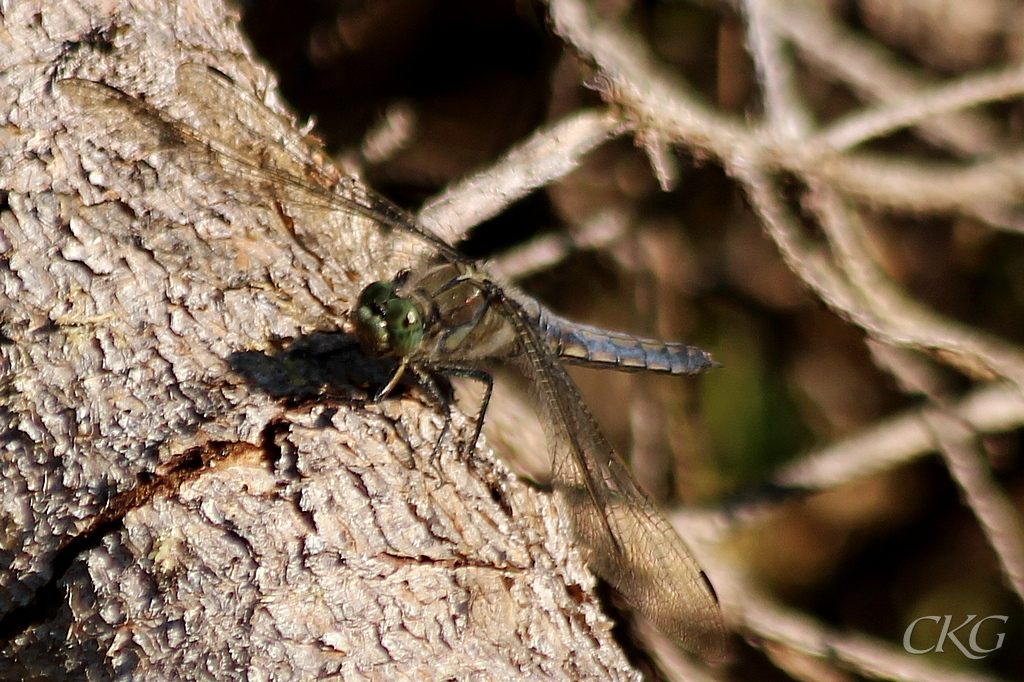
<box><xmin>0</xmin><ymin>1</ymin><xmax>642</xmax><ymax>679</ymax></box>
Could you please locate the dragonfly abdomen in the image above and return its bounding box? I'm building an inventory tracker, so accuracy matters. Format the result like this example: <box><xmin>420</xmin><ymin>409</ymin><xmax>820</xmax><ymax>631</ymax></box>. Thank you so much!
<box><xmin>532</xmin><ymin>308</ymin><xmax>718</xmax><ymax>375</ymax></box>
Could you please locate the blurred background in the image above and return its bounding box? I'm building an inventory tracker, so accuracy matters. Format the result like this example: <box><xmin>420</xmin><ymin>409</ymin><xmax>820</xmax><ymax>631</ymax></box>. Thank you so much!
<box><xmin>235</xmin><ymin>0</ymin><xmax>1024</xmax><ymax>678</ymax></box>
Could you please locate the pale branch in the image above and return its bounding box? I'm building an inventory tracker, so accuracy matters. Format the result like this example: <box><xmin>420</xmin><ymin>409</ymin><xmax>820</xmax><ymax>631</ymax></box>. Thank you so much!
<box><xmin>419</xmin><ymin>109</ymin><xmax>623</xmax><ymax>243</ymax></box>
<box><xmin>812</xmin><ymin>62</ymin><xmax>1024</xmax><ymax>153</ymax></box>
<box><xmin>703</xmin><ymin>0</ymin><xmax>1003</xmax><ymax>155</ymax></box>
<box><xmin>925</xmin><ymin>409</ymin><xmax>1024</xmax><ymax>604</ymax></box>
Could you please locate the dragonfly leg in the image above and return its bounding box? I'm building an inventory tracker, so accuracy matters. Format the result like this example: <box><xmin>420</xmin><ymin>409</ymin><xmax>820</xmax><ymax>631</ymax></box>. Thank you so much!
<box><xmin>372</xmin><ymin>356</ymin><xmax>409</xmax><ymax>402</ymax></box>
<box><xmin>407</xmin><ymin>364</ymin><xmax>494</xmax><ymax>461</ymax></box>
<box><xmin>408</xmin><ymin>364</ymin><xmax>453</xmax><ymax>460</ymax></box>
<box><xmin>438</xmin><ymin>366</ymin><xmax>493</xmax><ymax>460</ymax></box>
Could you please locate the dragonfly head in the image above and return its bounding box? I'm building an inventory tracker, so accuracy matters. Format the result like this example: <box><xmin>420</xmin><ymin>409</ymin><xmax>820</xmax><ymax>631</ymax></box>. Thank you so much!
<box><xmin>354</xmin><ymin>281</ymin><xmax>425</xmax><ymax>359</ymax></box>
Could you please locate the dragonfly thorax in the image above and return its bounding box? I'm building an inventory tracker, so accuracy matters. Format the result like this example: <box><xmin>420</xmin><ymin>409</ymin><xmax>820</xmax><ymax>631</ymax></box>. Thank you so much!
<box><xmin>353</xmin><ymin>280</ymin><xmax>426</xmax><ymax>359</ymax></box>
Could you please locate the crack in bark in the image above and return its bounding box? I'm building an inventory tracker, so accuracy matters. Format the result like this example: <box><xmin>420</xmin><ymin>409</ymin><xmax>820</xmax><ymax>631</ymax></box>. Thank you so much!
<box><xmin>0</xmin><ymin>438</ymin><xmax>254</xmax><ymax>641</ymax></box>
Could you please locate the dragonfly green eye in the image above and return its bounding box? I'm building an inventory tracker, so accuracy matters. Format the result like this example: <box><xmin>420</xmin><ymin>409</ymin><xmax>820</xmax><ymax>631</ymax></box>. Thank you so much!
<box><xmin>358</xmin><ymin>281</ymin><xmax>395</xmax><ymax>309</ymax></box>
<box><xmin>384</xmin><ymin>298</ymin><xmax>424</xmax><ymax>356</ymax></box>
<box><xmin>354</xmin><ymin>281</ymin><xmax>395</xmax><ymax>357</ymax></box>
<box><xmin>354</xmin><ymin>281</ymin><xmax>424</xmax><ymax>358</ymax></box>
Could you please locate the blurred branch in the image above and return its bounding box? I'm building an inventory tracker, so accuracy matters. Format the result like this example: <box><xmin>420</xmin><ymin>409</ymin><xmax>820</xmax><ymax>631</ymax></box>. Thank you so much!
<box><xmin>703</xmin><ymin>0</ymin><xmax>1003</xmax><ymax>154</ymax></box>
<box><xmin>743</xmin><ymin>0</ymin><xmax>813</xmax><ymax>137</ymax></box>
<box><xmin>777</xmin><ymin>382</ymin><xmax>1024</xmax><ymax>492</ymax></box>
<box><xmin>418</xmin><ymin>109</ymin><xmax>623</xmax><ymax>243</ymax></box>
<box><xmin>736</xmin><ymin>581</ymin><xmax>1007</xmax><ymax>682</ymax></box>
<box><xmin>684</xmin><ymin>381</ymin><xmax>1024</xmax><ymax>550</ymax></box>
<box><xmin>669</xmin><ymin>535</ymin><xmax>1008</xmax><ymax>682</ymax></box>
<box><xmin>925</xmin><ymin>408</ymin><xmax>1024</xmax><ymax>605</ymax></box>
<box><xmin>812</xmin><ymin>62</ymin><xmax>1024</xmax><ymax>152</ymax></box>
<box><xmin>487</xmin><ymin>208</ymin><xmax>632</xmax><ymax>280</ymax></box>
<box><xmin>810</xmin><ymin>154</ymin><xmax>1024</xmax><ymax>231</ymax></box>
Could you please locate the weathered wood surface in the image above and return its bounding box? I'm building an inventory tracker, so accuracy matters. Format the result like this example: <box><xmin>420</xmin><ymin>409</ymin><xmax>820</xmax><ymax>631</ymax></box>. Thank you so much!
<box><xmin>0</xmin><ymin>1</ymin><xmax>642</xmax><ymax>679</ymax></box>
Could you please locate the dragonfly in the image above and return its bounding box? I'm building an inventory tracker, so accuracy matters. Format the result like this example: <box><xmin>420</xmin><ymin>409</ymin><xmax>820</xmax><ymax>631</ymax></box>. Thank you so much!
<box><xmin>57</xmin><ymin>64</ymin><xmax>730</xmax><ymax>662</ymax></box>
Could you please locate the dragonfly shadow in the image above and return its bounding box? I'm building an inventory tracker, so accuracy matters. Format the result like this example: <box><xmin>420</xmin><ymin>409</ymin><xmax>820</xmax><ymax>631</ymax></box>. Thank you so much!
<box><xmin>227</xmin><ymin>332</ymin><xmax>403</xmax><ymax>405</ymax></box>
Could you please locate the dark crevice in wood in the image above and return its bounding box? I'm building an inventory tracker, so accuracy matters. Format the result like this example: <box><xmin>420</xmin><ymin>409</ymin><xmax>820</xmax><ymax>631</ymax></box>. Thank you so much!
<box><xmin>263</xmin><ymin>418</ymin><xmax>321</xmax><ymax>534</ymax></box>
<box><xmin>0</xmin><ymin>440</ymin><xmax>237</xmax><ymax>642</ymax></box>
<box><xmin>378</xmin><ymin>550</ymin><xmax>522</xmax><ymax>574</ymax></box>
<box><xmin>484</xmin><ymin>475</ymin><xmax>515</xmax><ymax>520</ymax></box>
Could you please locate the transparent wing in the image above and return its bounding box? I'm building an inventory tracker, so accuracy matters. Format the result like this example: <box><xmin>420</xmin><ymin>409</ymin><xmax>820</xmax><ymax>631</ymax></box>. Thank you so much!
<box><xmin>496</xmin><ymin>290</ymin><xmax>729</xmax><ymax>662</ymax></box>
<box><xmin>174</xmin><ymin>64</ymin><xmax>464</xmax><ymax>265</ymax></box>
<box><xmin>56</xmin><ymin>65</ymin><xmax>464</xmax><ymax>285</ymax></box>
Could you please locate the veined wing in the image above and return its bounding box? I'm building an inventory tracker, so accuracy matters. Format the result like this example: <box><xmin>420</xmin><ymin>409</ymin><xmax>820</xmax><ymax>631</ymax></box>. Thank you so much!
<box><xmin>56</xmin><ymin>65</ymin><xmax>463</xmax><ymax>281</ymax></box>
<box><xmin>174</xmin><ymin>63</ymin><xmax>461</xmax><ymax>266</ymax></box>
<box><xmin>493</xmin><ymin>286</ymin><xmax>729</xmax><ymax>662</ymax></box>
